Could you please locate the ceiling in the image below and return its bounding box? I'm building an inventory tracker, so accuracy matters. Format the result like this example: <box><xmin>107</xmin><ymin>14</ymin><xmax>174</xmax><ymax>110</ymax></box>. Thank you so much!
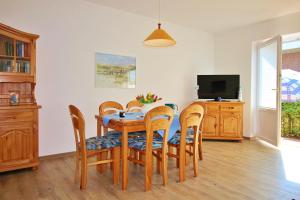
<box><xmin>85</xmin><ymin>0</ymin><xmax>300</xmax><ymax>33</ymax></box>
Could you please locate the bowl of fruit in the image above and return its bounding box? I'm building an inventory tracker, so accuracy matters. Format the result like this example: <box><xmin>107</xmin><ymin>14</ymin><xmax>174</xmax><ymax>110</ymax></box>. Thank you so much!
<box><xmin>136</xmin><ymin>92</ymin><xmax>162</xmax><ymax>113</ymax></box>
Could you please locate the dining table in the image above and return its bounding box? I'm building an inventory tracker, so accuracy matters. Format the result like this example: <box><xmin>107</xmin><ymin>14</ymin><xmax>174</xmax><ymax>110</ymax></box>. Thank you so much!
<box><xmin>95</xmin><ymin>111</ymin><xmax>180</xmax><ymax>190</ymax></box>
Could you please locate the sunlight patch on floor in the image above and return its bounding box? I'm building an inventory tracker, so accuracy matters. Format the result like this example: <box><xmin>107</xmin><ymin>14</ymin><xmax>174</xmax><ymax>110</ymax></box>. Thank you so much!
<box><xmin>280</xmin><ymin>138</ymin><xmax>300</xmax><ymax>184</ymax></box>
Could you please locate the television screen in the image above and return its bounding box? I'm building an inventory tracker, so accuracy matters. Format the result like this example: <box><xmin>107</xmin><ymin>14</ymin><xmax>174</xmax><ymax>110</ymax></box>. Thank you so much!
<box><xmin>197</xmin><ymin>75</ymin><xmax>240</xmax><ymax>99</ymax></box>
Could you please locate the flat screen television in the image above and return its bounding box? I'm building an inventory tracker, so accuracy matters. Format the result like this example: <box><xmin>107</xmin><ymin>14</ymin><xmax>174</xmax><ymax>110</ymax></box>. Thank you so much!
<box><xmin>197</xmin><ymin>75</ymin><xmax>240</xmax><ymax>100</ymax></box>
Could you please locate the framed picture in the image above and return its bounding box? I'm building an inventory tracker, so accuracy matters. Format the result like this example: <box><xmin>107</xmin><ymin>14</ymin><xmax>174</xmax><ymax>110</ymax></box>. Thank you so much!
<box><xmin>95</xmin><ymin>52</ymin><xmax>136</xmax><ymax>88</ymax></box>
<box><xmin>9</xmin><ymin>91</ymin><xmax>19</xmax><ymax>106</ymax></box>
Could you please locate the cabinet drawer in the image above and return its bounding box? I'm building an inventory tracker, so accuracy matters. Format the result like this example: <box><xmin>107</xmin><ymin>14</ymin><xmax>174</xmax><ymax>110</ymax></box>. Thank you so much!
<box><xmin>205</xmin><ymin>105</ymin><xmax>220</xmax><ymax>113</ymax></box>
<box><xmin>0</xmin><ymin>110</ymin><xmax>34</xmax><ymax>123</ymax></box>
<box><xmin>220</xmin><ymin>105</ymin><xmax>241</xmax><ymax>112</ymax></box>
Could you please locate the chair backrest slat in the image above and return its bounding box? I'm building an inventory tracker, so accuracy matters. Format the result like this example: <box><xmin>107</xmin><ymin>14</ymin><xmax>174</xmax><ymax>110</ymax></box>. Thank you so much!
<box><xmin>69</xmin><ymin>105</ymin><xmax>87</xmax><ymax>155</ymax></box>
<box><xmin>99</xmin><ymin>101</ymin><xmax>123</xmax><ymax>116</ymax></box>
<box><xmin>126</xmin><ymin>100</ymin><xmax>143</xmax><ymax>112</ymax></box>
<box><xmin>179</xmin><ymin>104</ymin><xmax>204</xmax><ymax>145</ymax></box>
<box><xmin>148</xmin><ymin>118</ymin><xmax>171</xmax><ymax>132</ymax></box>
<box><xmin>144</xmin><ymin>106</ymin><xmax>174</xmax><ymax>156</ymax></box>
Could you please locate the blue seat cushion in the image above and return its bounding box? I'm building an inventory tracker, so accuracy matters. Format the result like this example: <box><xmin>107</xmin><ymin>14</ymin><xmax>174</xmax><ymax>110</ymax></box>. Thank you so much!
<box><xmin>86</xmin><ymin>136</ymin><xmax>121</xmax><ymax>150</ymax></box>
<box><xmin>128</xmin><ymin>136</ymin><xmax>163</xmax><ymax>151</ymax></box>
<box><xmin>106</xmin><ymin>130</ymin><xmax>146</xmax><ymax>138</ymax></box>
<box><xmin>105</xmin><ymin>130</ymin><xmax>122</xmax><ymax>138</ymax></box>
<box><xmin>168</xmin><ymin>128</ymin><xmax>201</xmax><ymax>145</ymax></box>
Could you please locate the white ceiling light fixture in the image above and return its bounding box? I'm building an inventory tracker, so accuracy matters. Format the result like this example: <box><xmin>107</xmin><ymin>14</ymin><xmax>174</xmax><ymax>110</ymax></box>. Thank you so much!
<box><xmin>143</xmin><ymin>0</ymin><xmax>176</xmax><ymax>47</ymax></box>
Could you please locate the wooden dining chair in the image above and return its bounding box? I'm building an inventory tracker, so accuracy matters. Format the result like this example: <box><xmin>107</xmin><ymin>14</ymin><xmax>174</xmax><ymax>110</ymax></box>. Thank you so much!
<box><xmin>128</xmin><ymin>106</ymin><xmax>174</xmax><ymax>191</ymax></box>
<box><xmin>125</xmin><ymin>100</ymin><xmax>144</xmax><ymax>162</ymax></box>
<box><xmin>126</xmin><ymin>100</ymin><xmax>143</xmax><ymax>112</ymax></box>
<box><xmin>167</xmin><ymin>104</ymin><xmax>204</xmax><ymax>182</ymax></box>
<box><xmin>191</xmin><ymin>102</ymin><xmax>205</xmax><ymax>160</ymax></box>
<box><xmin>69</xmin><ymin>105</ymin><xmax>120</xmax><ymax>189</ymax></box>
<box><xmin>96</xmin><ymin>101</ymin><xmax>124</xmax><ymax>136</ymax></box>
<box><xmin>94</xmin><ymin>101</ymin><xmax>123</xmax><ymax>173</ymax></box>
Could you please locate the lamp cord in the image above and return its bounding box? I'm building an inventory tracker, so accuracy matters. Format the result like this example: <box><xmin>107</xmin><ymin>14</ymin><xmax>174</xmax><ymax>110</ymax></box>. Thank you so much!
<box><xmin>158</xmin><ymin>0</ymin><xmax>161</xmax><ymax>23</ymax></box>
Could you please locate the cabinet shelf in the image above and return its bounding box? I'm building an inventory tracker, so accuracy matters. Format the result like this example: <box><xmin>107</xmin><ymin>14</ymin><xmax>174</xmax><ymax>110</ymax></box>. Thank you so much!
<box><xmin>0</xmin><ymin>55</ymin><xmax>14</xmax><ymax>59</ymax></box>
<box><xmin>16</xmin><ymin>57</ymin><xmax>30</xmax><ymax>61</ymax></box>
<box><xmin>0</xmin><ymin>56</ymin><xmax>31</xmax><ymax>61</ymax></box>
<box><xmin>0</xmin><ymin>73</ymin><xmax>34</xmax><ymax>82</ymax></box>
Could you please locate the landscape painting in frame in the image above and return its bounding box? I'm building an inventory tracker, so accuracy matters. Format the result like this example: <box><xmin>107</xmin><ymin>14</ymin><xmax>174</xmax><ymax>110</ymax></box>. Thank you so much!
<box><xmin>95</xmin><ymin>52</ymin><xmax>136</xmax><ymax>88</ymax></box>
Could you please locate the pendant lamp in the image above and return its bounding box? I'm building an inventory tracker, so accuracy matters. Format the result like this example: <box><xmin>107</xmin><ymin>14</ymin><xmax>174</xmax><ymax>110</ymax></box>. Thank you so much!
<box><xmin>144</xmin><ymin>0</ymin><xmax>176</xmax><ymax>47</ymax></box>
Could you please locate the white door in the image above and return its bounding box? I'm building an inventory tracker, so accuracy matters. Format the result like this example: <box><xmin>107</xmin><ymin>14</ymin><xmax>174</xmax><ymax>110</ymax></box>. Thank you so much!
<box><xmin>256</xmin><ymin>36</ymin><xmax>282</xmax><ymax>146</ymax></box>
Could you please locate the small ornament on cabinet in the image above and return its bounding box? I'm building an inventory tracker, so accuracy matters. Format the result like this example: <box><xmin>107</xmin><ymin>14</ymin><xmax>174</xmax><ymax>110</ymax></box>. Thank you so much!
<box><xmin>9</xmin><ymin>91</ymin><xmax>19</xmax><ymax>106</ymax></box>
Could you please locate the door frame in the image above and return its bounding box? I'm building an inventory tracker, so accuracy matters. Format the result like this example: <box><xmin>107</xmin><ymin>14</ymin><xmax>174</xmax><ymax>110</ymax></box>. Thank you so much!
<box><xmin>256</xmin><ymin>35</ymin><xmax>282</xmax><ymax>146</ymax></box>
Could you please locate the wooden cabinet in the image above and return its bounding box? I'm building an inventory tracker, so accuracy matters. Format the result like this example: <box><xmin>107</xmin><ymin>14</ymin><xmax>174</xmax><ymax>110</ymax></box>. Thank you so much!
<box><xmin>195</xmin><ymin>101</ymin><xmax>244</xmax><ymax>141</ymax></box>
<box><xmin>0</xmin><ymin>23</ymin><xmax>40</xmax><ymax>172</ymax></box>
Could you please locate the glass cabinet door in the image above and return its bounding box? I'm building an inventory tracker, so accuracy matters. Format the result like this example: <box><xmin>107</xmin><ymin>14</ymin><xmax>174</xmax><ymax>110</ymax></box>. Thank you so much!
<box><xmin>0</xmin><ymin>34</ymin><xmax>14</xmax><ymax>72</ymax></box>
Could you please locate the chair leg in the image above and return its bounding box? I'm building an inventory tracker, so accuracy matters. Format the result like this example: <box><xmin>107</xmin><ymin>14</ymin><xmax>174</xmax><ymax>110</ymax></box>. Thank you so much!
<box><xmin>139</xmin><ymin>152</ymin><xmax>143</xmax><ymax>164</ymax></box>
<box><xmin>176</xmin><ymin>147</ymin><xmax>179</xmax><ymax>168</ymax></box>
<box><xmin>98</xmin><ymin>152</ymin><xmax>103</xmax><ymax>173</ymax></box>
<box><xmin>156</xmin><ymin>151</ymin><xmax>161</xmax><ymax>174</ymax></box>
<box><xmin>100</xmin><ymin>151</ymin><xmax>108</xmax><ymax>173</ymax></box>
<box><xmin>74</xmin><ymin>151</ymin><xmax>80</xmax><ymax>184</ymax></box>
<box><xmin>130</xmin><ymin>149</ymin><xmax>137</xmax><ymax>165</ymax></box>
<box><xmin>96</xmin><ymin>126</ymin><xmax>103</xmax><ymax>173</ymax></box>
<box><xmin>80</xmin><ymin>156</ymin><xmax>88</xmax><ymax>190</ymax></box>
<box><xmin>168</xmin><ymin>145</ymin><xmax>173</xmax><ymax>155</ymax></box>
<box><xmin>199</xmin><ymin>134</ymin><xmax>203</xmax><ymax>160</ymax></box>
<box><xmin>185</xmin><ymin>146</ymin><xmax>190</xmax><ymax>166</ymax></box>
<box><xmin>193</xmin><ymin>142</ymin><xmax>199</xmax><ymax>177</ymax></box>
<box><xmin>112</xmin><ymin>147</ymin><xmax>120</xmax><ymax>185</ymax></box>
<box><xmin>110</xmin><ymin>149</ymin><xmax>114</xmax><ymax>170</ymax></box>
<box><xmin>179</xmin><ymin>144</ymin><xmax>186</xmax><ymax>182</ymax></box>
<box><xmin>96</xmin><ymin>153</ymin><xmax>101</xmax><ymax>173</ymax></box>
<box><xmin>161</xmin><ymin>149</ymin><xmax>168</xmax><ymax>186</ymax></box>
<box><xmin>134</xmin><ymin>151</ymin><xmax>139</xmax><ymax>165</ymax></box>
<box><xmin>144</xmin><ymin>152</ymin><xmax>152</xmax><ymax>191</ymax></box>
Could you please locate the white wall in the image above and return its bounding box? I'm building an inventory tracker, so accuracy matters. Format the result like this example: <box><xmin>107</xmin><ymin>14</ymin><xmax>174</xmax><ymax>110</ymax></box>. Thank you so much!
<box><xmin>0</xmin><ymin>0</ymin><xmax>214</xmax><ymax>156</ymax></box>
<box><xmin>214</xmin><ymin>12</ymin><xmax>300</xmax><ymax>137</ymax></box>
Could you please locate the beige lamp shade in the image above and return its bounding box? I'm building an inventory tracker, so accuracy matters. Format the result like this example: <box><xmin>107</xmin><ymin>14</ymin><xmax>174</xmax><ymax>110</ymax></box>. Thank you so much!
<box><xmin>144</xmin><ymin>23</ymin><xmax>176</xmax><ymax>47</ymax></box>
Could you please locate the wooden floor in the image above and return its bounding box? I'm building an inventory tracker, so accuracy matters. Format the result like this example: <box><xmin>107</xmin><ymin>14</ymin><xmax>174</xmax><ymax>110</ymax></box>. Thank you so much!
<box><xmin>1</xmin><ymin>140</ymin><xmax>300</xmax><ymax>200</ymax></box>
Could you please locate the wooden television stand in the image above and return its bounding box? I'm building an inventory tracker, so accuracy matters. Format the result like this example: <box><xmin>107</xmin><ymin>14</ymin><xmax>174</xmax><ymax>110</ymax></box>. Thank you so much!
<box><xmin>194</xmin><ymin>101</ymin><xmax>244</xmax><ymax>141</ymax></box>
